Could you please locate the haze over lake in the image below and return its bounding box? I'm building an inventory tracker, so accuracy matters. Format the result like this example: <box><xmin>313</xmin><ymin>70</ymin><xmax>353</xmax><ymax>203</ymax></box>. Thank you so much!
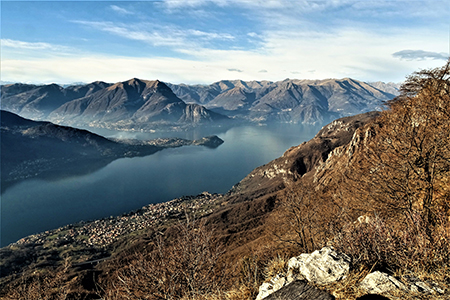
<box><xmin>1</xmin><ymin>123</ymin><xmax>321</xmax><ymax>246</ymax></box>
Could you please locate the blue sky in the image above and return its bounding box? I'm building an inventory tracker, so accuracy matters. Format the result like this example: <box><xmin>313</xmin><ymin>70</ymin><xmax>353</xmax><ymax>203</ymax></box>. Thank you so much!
<box><xmin>1</xmin><ymin>0</ymin><xmax>449</xmax><ymax>84</ymax></box>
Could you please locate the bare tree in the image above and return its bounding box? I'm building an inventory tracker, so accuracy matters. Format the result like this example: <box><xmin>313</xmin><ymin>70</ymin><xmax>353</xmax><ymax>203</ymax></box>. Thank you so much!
<box><xmin>343</xmin><ymin>60</ymin><xmax>450</xmax><ymax>228</ymax></box>
<box><xmin>101</xmin><ymin>217</ymin><xmax>225</xmax><ymax>300</ymax></box>
<box><xmin>272</xmin><ymin>181</ymin><xmax>340</xmax><ymax>253</ymax></box>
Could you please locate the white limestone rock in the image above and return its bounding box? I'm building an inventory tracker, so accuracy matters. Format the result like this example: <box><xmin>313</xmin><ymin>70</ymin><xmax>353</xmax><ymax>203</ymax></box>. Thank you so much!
<box><xmin>288</xmin><ymin>247</ymin><xmax>351</xmax><ymax>285</ymax></box>
<box><xmin>360</xmin><ymin>271</ymin><xmax>407</xmax><ymax>294</ymax></box>
<box><xmin>256</xmin><ymin>275</ymin><xmax>288</xmax><ymax>300</ymax></box>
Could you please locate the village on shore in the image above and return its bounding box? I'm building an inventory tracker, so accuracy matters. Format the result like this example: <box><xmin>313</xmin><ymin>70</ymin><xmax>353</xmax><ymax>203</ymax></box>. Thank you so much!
<box><xmin>14</xmin><ymin>192</ymin><xmax>223</xmax><ymax>249</ymax></box>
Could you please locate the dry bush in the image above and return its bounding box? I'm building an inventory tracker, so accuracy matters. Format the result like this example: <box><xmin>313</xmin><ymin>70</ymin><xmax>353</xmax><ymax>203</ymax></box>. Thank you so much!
<box><xmin>263</xmin><ymin>254</ymin><xmax>288</xmax><ymax>280</ymax></box>
<box><xmin>332</xmin><ymin>210</ymin><xmax>450</xmax><ymax>273</ymax></box>
<box><xmin>272</xmin><ymin>180</ymin><xmax>344</xmax><ymax>253</ymax></box>
<box><xmin>225</xmin><ymin>285</ymin><xmax>254</xmax><ymax>300</ymax></box>
<box><xmin>99</xmin><ymin>218</ymin><xmax>225</xmax><ymax>300</ymax></box>
<box><xmin>228</xmin><ymin>249</ymin><xmax>290</xmax><ymax>300</ymax></box>
<box><xmin>342</xmin><ymin>61</ymin><xmax>450</xmax><ymax>225</ymax></box>
<box><xmin>233</xmin><ymin>254</ymin><xmax>264</xmax><ymax>299</ymax></box>
<box><xmin>1</xmin><ymin>258</ymin><xmax>75</xmax><ymax>300</ymax></box>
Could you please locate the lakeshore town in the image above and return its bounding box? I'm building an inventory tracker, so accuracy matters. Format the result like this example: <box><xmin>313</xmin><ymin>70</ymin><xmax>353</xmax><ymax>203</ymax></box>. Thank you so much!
<box><xmin>14</xmin><ymin>192</ymin><xmax>223</xmax><ymax>249</ymax></box>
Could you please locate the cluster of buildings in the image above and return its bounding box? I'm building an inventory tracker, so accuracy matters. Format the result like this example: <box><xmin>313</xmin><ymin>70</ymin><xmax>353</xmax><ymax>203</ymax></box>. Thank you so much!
<box><xmin>15</xmin><ymin>192</ymin><xmax>222</xmax><ymax>248</ymax></box>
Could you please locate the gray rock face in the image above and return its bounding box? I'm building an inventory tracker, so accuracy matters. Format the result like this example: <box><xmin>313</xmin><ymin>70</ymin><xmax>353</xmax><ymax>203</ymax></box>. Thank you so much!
<box><xmin>264</xmin><ymin>280</ymin><xmax>335</xmax><ymax>300</ymax></box>
<box><xmin>288</xmin><ymin>247</ymin><xmax>351</xmax><ymax>285</ymax></box>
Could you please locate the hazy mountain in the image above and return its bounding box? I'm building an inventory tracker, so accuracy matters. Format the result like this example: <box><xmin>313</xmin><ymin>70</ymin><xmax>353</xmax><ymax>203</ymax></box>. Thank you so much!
<box><xmin>167</xmin><ymin>78</ymin><xmax>398</xmax><ymax>124</ymax></box>
<box><xmin>48</xmin><ymin>79</ymin><xmax>227</xmax><ymax>130</ymax></box>
<box><xmin>367</xmin><ymin>81</ymin><xmax>401</xmax><ymax>95</ymax></box>
<box><xmin>0</xmin><ymin>81</ymin><xmax>111</xmax><ymax>120</ymax></box>
<box><xmin>2</xmin><ymin>78</ymin><xmax>398</xmax><ymax>129</ymax></box>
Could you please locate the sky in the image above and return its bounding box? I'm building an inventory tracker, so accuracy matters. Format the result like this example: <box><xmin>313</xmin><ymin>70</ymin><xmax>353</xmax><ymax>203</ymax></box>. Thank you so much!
<box><xmin>1</xmin><ymin>0</ymin><xmax>449</xmax><ymax>85</ymax></box>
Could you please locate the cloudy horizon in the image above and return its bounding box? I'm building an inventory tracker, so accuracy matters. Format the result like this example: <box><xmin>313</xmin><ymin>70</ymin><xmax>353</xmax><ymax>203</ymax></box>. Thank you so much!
<box><xmin>1</xmin><ymin>0</ymin><xmax>449</xmax><ymax>85</ymax></box>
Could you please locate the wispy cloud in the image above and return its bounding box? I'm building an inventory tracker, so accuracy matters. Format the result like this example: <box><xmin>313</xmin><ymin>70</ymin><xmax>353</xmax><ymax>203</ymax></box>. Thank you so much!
<box><xmin>72</xmin><ymin>20</ymin><xmax>235</xmax><ymax>51</ymax></box>
<box><xmin>188</xmin><ymin>30</ymin><xmax>234</xmax><ymax>41</ymax></box>
<box><xmin>73</xmin><ymin>21</ymin><xmax>184</xmax><ymax>47</ymax></box>
<box><xmin>392</xmin><ymin>50</ymin><xmax>449</xmax><ymax>61</ymax></box>
<box><xmin>110</xmin><ymin>5</ymin><xmax>134</xmax><ymax>15</ymax></box>
<box><xmin>1</xmin><ymin>39</ymin><xmax>71</xmax><ymax>52</ymax></box>
<box><xmin>228</xmin><ymin>68</ymin><xmax>243</xmax><ymax>72</ymax></box>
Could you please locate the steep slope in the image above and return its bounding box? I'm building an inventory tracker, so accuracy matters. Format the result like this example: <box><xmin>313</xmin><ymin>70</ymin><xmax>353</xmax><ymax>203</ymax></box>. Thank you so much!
<box><xmin>199</xmin><ymin>111</ymin><xmax>380</xmax><ymax>262</ymax></box>
<box><xmin>205</xmin><ymin>86</ymin><xmax>256</xmax><ymax>113</ymax></box>
<box><xmin>49</xmin><ymin>79</ymin><xmax>227</xmax><ymax>129</ymax></box>
<box><xmin>0</xmin><ymin>81</ymin><xmax>111</xmax><ymax>119</ymax></box>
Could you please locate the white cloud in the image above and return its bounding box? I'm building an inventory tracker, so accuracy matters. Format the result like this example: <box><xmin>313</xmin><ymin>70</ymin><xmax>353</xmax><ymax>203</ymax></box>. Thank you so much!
<box><xmin>1</xmin><ymin>39</ymin><xmax>71</xmax><ymax>52</ymax></box>
<box><xmin>188</xmin><ymin>30</ymin><xmax>234</xmax><ymax>41</ymax></box>
<box><xmin>3</xmin><ymin>1</ymin><xmax>449</xmax><ymax>85</ymax></box>
<box><xmin>72</xmin><ymin>20</ymin><xmax>235</xmax><ymax>51</ymax></box>
<box><xmin>110</xmin><ymin>5</ymin><xmax>134</xmax><ymax>15</ymax></box>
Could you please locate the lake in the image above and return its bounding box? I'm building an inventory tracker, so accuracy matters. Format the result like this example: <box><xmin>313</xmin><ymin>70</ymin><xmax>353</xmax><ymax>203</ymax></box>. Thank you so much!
<box><xmin>1</xmin><ymin>123</ymin><xmax>321</xmax><ymax>246</ymax></box>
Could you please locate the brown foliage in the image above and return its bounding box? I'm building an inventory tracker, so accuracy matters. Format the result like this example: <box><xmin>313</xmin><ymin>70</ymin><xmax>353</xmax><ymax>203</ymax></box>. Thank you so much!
<box><xmin>0</xmin><ymin>257</ymin><xmax>82</xmax><ymax>300</ymax></box>
<box><xmin>272</xmin><ymin>180</ymin><xmax>344</xmax><ymax>253</ymax></box>
<box><xmin>342</xmin><ymin>61</ymin><xmax>450</xmax><ymax>225</ymax></box>
<box><xmin>98</xmin><ymin>218</ymin><xmax>225</xmax><ymax>300</ymax></box>
<box><xmin>332</xmin><ymin>211</ymin><xmax>450</xmax><ymax>271</ymax></box>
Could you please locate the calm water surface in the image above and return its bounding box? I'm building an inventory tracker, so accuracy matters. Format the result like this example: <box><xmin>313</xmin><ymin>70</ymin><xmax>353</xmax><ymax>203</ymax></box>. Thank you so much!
<box><xmin>1</xmin><ymin>124</ymin><xmax>321</xmax><ymax>246</ymax></box>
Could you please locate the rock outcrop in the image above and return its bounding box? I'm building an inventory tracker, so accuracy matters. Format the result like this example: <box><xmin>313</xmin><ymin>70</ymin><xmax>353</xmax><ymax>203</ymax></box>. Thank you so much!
<box><xmin>360</xmin><ymin>271</ymin><xmax>445</xmax><ymax>296</ymax></box>
<box><xmin>287</xmin><ymin>247</ymin><xmax>351</xmax><ymax>285</ymax></box>
<box><xmin>256</xmin><ymin>248</ymin><xmax>446</xmax><ymax>300</ymax></box>
<box><xmin>256</xmin><ymin>247</ymin><xmax>350</xmax><ymax>300</ymax></box>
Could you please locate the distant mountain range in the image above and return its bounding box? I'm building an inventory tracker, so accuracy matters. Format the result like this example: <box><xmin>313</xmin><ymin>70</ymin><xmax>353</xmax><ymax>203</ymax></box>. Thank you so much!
<box><xmin>167</xmin><ymin>79</ymin><xmax>399</xmax><ymax>124</ymax></box>
<box><xmin>1</xmin><ymin>78</ymin><xmax>400</xmax><ymax>130</ymax></box>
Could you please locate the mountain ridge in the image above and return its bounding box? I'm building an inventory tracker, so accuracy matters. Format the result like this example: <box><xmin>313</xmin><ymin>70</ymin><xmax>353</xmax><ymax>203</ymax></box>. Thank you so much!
<box><xmin>2</xmin><ymin>78</ymin><xmax>399</xmax><ymax>130</ymax></box>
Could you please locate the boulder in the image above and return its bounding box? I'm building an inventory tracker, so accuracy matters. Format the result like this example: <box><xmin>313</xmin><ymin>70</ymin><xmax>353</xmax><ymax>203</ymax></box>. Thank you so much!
<box><xmin>288</xmin><ymin>247</ymin><xmax>351</xmax><ymax>285</ymax></box>
<box><xmin>360</xmin><ymin>271</ymin><xmax>445</xmax><ymax>295</ymax></box>
<box><xmin>264</xmin><ymin>280</ymin><xmax>335</xmax><ymax>300</ymax></box>
<box><xmin>360</xmin><ymin>271</ymin><xmax>407</xmax><ymax>294</ymax></box>
<box><xmin>256</xmin><ymin>247</ymin><xmax>350</xmax><ymax>300</ymax></box>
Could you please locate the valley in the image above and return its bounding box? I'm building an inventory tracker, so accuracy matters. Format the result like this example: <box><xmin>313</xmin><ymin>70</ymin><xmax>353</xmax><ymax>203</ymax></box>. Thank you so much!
<box><xmin>2</xmin><ymin>68</ymin><xmax>448</xmax><ymax>300</ymax></box>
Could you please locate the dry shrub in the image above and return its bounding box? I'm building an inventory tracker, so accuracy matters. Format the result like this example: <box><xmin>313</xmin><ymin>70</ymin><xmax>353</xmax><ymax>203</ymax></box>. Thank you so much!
<box><xmin>225</xmin><ymin>285</ymin><xmax>254</xmax><ymax>300</ymax></box>
<box><xmin>0</xmin><ymin>256</ymin><xmax>85</xmax><ymax>300</ymax></box>
<box><xmin>332</xmin><ymin>210</ymin><xmax>450</xmax><ymax>273</ymax></box>
<box><xmin>228</xmin><ymin>250</ymin><xmax>290</xmax><ymax>300</ymax></box>
<box><xmin>263</xmin><ymin>254</ymin><xmax>288</xmax><ymax>280</ymax></box>
<box><xmin>272</xmin><ymin>181</ymin><xmax>341</xmax><ymax>254</ymax></box>
<box><xmin>233</xmin><ymin>254</ymin><xmax>264</xmax><ymax>299</ymax></box>
<box><xmin>99</xmin><ymin>218</ymin><xmax>225</xmax><ymax>300</ymax></box>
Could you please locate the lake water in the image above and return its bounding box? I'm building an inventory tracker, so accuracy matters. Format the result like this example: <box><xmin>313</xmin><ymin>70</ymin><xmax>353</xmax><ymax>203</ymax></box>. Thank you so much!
<box><xmin>1</xmin><ymin>124</ymin><xmax>321</xmax><ymax>246</ymax></box>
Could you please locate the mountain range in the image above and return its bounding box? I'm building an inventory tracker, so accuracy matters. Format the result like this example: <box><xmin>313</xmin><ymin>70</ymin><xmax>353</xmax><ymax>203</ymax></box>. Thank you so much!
<box><xmin>1</xmin><ymin>78</ymin><xmax>399</xmax><ymax>130</ymax></box>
